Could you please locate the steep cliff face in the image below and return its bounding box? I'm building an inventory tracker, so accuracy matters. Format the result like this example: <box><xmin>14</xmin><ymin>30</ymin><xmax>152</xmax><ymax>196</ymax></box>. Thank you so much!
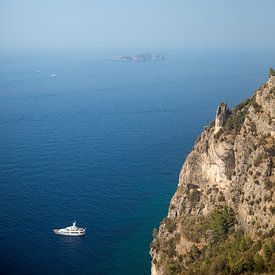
<box><xmin>150</xmin><ymin>74</ymin><xmax>275</xmax><ymax>275</ymax></box>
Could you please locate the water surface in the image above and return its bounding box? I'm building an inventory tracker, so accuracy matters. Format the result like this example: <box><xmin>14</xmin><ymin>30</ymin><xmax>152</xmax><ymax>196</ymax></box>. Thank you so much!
<box><xmin>0</xmin><ymin>48</ymin><xmax>274</xmax><ymax>274</ymax></box>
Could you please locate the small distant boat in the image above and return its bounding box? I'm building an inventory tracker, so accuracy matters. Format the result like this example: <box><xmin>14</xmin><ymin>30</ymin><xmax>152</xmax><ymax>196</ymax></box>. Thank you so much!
<box><xmin>50</xmin><ymin>74</ymin><xmax>56</xmax><ymax>77</ymax></box>
<box><xmin>53</xmin><ymin>221</ymin><xmax>86</xmax><ymax>236</ymax></box>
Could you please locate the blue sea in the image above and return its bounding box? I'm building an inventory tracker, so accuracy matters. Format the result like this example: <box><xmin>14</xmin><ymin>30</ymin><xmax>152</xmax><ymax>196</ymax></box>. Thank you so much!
<box><xmin>0</xmin><ymin>48</ymin><xmax>274</xmax><ymax>275</ymax></box>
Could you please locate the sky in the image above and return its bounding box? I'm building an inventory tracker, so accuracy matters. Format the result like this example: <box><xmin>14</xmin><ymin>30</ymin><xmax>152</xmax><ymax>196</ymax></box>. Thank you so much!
<box><xmin>0</xmin><ymin>0</ymin><xmax>274</xmax><ymax>49</ymax></box>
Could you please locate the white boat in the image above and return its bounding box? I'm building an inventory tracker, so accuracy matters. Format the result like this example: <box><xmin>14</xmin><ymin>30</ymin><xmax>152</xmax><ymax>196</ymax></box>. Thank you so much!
<box><xmin>53</xmin><ymin>221</ymin><xmax>86</xmax><ymax>236</ymax></box>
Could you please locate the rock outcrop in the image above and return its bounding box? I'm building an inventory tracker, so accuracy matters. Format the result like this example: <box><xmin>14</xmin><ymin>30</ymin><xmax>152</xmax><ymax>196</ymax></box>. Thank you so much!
<box><xmin>214</xmin><ymin>102</ymin><xmax>231</xmax><ymax>134</ymax></box>
<box><xmin>150</xmin><ymin>72</ymin><xmax>275</xmax><ymax>274</ymax></box>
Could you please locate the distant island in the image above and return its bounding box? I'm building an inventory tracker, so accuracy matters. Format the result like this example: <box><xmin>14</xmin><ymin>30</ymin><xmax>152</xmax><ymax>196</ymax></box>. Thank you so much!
<box><xmin>109</xmin><ymin>53</ymin><xmax>165</xmax><ymax>62</ymax></box>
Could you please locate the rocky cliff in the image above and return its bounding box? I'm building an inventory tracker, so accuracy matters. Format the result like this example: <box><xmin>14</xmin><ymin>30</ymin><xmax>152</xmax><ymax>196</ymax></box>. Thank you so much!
<box><xmin>150</xmin><ymin>72</ymin><xmax>275</xmax><ymax>274</ymax></box>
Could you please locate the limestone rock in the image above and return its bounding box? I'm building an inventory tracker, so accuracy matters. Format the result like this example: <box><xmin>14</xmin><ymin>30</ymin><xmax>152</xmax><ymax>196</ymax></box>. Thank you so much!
<box><xmin>150</xmin><ymin>73</ymin><xmax>275</xmax><ymax>274</ymax></box>
<box><xmin>214</xmin><ymin>102</ymin><xmax>230</xmax><ymax>134</ymax></box>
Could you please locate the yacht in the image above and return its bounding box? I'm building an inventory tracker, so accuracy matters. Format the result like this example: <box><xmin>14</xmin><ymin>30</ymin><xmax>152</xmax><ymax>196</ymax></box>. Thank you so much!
<box><xmin>53</xmin><ymin>221</ymin><xmax>86</xmax><ymax>236</ymax></box>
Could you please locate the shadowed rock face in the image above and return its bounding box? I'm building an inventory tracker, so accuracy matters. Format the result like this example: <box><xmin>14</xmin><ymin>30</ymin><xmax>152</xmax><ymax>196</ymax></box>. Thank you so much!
<box><xmin>150</xmin><ymin>75</ymin><xmax>275</xmax><ymax>275</ymax></box>
<box><xmin>214</xmin><ymin>102</ymin><xmax>231</xmax><ymax>134</ymax></box>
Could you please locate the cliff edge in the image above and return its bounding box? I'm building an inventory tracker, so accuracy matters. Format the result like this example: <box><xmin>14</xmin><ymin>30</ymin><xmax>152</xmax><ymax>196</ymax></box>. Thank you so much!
<box><xmin>150</xmin><ymin>70</ymin><xmax>275</xmax><ymax>274</ymax></box>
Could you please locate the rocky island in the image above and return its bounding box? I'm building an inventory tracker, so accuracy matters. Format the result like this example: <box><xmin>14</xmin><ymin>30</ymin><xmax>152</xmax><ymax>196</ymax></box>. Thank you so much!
<box><xmin>109</xmin><ymin>53</ymin><xmax>165</xmax><ymax>62</ymax></box>
<box><xmin>150</xmin><ymin>69</ymin><xmax>275</xmax><ymax>274</ymax></box>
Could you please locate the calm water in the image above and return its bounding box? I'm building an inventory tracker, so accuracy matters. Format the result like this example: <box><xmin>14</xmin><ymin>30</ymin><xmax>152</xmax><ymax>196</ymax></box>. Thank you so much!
<box><xmin>0</xmin><ymin>48</ymin><xmax>274</xmax><ymax>275</ymax></box>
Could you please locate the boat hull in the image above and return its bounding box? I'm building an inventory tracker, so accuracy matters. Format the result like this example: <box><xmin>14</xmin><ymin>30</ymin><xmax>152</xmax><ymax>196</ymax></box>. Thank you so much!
<box><xmin>53</xmin><ymin>229</ymin><xmax>86</xmax><ymax>236</ymax></box>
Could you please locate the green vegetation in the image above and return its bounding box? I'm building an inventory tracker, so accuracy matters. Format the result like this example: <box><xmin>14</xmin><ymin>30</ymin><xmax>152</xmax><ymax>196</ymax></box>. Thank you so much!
<box><xmin>180</xmin><ymin>215</ymin><xmax>208</xmax><ymax>243</ymax></box>
<box><xmin>235</xmin><ymin>98</ymin><xmax>251</xmax><ymax>112</ymax></box>
<box><xmin>185</xmin><ymin>245</ymin><xmax>201</xmax><ymax>266</ymax></box>
<box><xmin>185</xmin><ymin>232</ymin><xmax>275</xmax><ymax>274</ymax></box>
<box><xmin>181</xmin><ymin>207</ymin><xmax>275</xmax><ymax>274</ymax></box>
<box><xmin>209</xmin><ymin>207</ymin><xmax>235</xmax><ymax>240</ymax></box>
<box><xmin>223</xmin><ymin>96</ymin><xmax>252</xmax><ymax>133</ymax></box>
<box><xmin>224</xmin><ymin>110</ymin><xmax>247</xmax><ymax>132</ymax></box>
<box><xmin>223</xmin><ymin>92</ymin><xmax>262</xmax><ymax>133</ymax></box>
<box><xmin>163</xmin><ymin>217</ymin><xmax>176</xmax><ymax>233</ymax></box>
<box><xmin>153</xmin><ymin>206</ymin><xmax>275</xmax><ymax>274</ymax></box>
<box><xmin>270</xmin><ymin>67</ymin><xmax>275</xmax><ymax>77</ymax></box>
<box><xmin>167</xmin><ymin>260</ymin><xmax>182</xmax><ymax>275</ymax></box>
<box><xmin>251</xmin><ymin>100</ymin><xmax>261</xmax><ymax>113</ymax></box>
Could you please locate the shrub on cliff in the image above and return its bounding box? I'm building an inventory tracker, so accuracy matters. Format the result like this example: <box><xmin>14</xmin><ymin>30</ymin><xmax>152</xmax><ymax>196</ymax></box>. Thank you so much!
<box><xmin>223</xmin><ymin>94</ymin><xmax>254</xmax><ymax>133</ymax></box>
<box><xmin>270</xmin><ymin>67</ymin><xmax>275</xmax><ymax>77</ymax></box>
<box><xmin>163</xmin><ymin>217</ymin><xmax>176</xmax><ymax>233</ymax></box>
<box><xmin>209</xmin><ymin>206</ymin><xmax>235</xmax><ymax>240</ymax></box>
<box><xmin>167</xmin><ymin>260</ymin><xmax>182</xmax><ymax>275</ymax></box>
<box><xmin>154</xmin><ymin>208</ymin><xmax>274</xmax><ymax>274</ymax></box>
<box><xmin>235</xmin><ymin>97</ymin><xmax>251</xmax><ymax>112</ymax></box>
<box><xmin>263</xmin><ymin>239</ymin><xmax>275</xmax><ymax>264</ymax></box>
<box><xmin>179</xmin><ymin>215</ymin><xmax>208</xmax><ymax>242</ymax></box>
<box><xmin>183</xmin><ymin>231</ymin><xmax>274</xmax><ymax>274</ymax></box>
<box><xmin>224</xmin><ymin>110</ymin><xmax>246</xmax><ymax>133</ymax></box>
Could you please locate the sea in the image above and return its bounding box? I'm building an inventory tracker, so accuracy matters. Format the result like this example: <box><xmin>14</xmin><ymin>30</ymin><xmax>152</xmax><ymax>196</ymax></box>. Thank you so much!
<box><xmin>0</xmin><ymin>47</ymin><xmax>274</xmax><ymax>275</ymax></box>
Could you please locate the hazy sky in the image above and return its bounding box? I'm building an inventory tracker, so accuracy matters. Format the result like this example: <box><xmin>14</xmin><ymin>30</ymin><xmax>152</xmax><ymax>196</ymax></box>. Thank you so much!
<box><xmin>0</xmin><ymin>0</ymin><xmax>274</xmax><ymax>49</ymax></box>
